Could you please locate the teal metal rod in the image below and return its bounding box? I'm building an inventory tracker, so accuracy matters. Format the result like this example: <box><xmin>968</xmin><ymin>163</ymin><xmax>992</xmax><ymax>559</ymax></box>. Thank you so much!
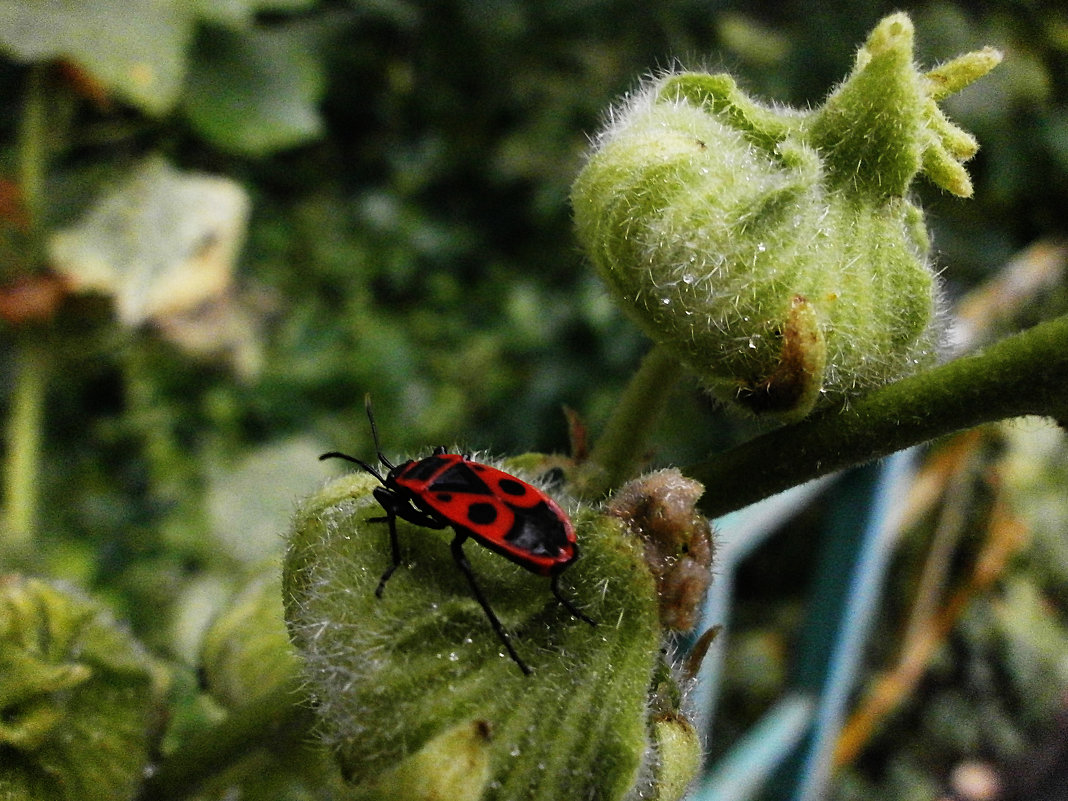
<box><xmin>792</xmin><ymin>450</ymin><xmax>918</xmax><ymax>801</ymax></box>
<box><xmin>697</xmin><ymin>694</ymin><xmax>816</xmax><ymax>801</ymax></box>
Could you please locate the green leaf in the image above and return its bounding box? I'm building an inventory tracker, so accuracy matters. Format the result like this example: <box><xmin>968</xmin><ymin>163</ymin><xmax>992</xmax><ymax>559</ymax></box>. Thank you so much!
<box><xmin>183</xmin><ymin>24</ymin><xmax>325</xmax><ymax>156</ymax></box>
<box><xmin>49</xmin><ymin>157</ymin><xmax>250</xmax><ymax>326</ymax></box>
<box><xmin>0</xmin><ymin>0</ymin><xmax>195</xmax><ymax>114</ymax></box>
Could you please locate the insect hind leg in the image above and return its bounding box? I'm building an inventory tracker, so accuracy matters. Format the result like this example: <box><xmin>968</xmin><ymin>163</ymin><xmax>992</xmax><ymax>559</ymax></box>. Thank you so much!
<box><xmin>551</xmin><ymin>574</ymin><xmax>597</xmax><ymax>626</ymax></box>
<box><xmin>370</xmin><ymin>514</ymin><xmax>401</xmax><ymax>598</ymax></box>
<box><xmin>449</xmin><ymin>533</ymin><xmax>532</xmax><ymax>675</ymax></box>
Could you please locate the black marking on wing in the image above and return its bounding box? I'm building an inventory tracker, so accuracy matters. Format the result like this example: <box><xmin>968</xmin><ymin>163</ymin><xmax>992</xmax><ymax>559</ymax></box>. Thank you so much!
<box><xmin>429</xmin><ymin>462</ymin><xmax>494</xmax><ymax>495</ymax></box>
<box><xmin>504</xmin><ymin>501</ymin><xmax>570</xmax><ymax>557</ymax></box>
<box><xmin>467</xmin><ymin>502</ymin><xmax>499</xmax><ymax>525</ymax></box>
<box><xmin>404</xmin><ymin>455</ymin><xmax>448</xmax><ymax>482</ymax></box>
<box><xmin>496</xmin><ymin>477</ymin><xmax>528</xmax><ymax>497</ymax></box>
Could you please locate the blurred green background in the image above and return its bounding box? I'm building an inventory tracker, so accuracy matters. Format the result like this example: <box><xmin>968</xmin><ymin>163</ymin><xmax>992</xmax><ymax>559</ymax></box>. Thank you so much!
<box><xmin>0</xmin><ymin>0</ymin><xmax>1065</xmax><ymax>798</ymax></box>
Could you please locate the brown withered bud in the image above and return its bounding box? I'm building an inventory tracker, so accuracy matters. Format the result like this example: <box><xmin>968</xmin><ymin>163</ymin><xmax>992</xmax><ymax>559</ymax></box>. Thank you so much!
<box><xmin>606</xmin><ymin>469</ymin><xmax>714</xmax><ymax>631</ymax></box>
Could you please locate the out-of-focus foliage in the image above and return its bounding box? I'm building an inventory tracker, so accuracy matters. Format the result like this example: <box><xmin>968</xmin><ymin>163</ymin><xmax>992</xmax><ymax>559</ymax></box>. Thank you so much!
<box><xmin>829</xmin><ymin>423</ymin><xmax>1068</xmax><ymax>801</ymax></box>
<box><xmin>0</xmin><ymin>0</ymin><xmax>1065</xmax><ymax>798</ymax></box>
<box><xmin>0</xmin><ymin>576</ymin><xmax>166</xmax><ymax>801</ymax></box>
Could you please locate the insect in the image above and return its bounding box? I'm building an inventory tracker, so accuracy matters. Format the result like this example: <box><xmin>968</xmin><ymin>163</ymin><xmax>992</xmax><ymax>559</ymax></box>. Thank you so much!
<box><xmin>320</xmin><ymin>396</ymin><xmax>595</xmax><ymax>675</ymax></box>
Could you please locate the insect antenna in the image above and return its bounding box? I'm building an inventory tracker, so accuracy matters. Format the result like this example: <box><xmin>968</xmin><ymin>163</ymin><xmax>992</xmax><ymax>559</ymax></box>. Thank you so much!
<box><xmin>363</xmin><ymin>393</ymin><xmax>396</xmax><ymax>470</ymax></box>
<box><xmin>319</xmin><ymin>451</ymin><xmax>386</xmax><ymax>483</ymax></box>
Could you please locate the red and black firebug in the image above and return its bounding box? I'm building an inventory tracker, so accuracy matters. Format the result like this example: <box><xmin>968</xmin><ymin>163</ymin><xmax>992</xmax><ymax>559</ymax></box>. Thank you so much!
<box><xmin>320</xmin><ymin>396</ymin><xmax>595</xmax><ymax>675</ymax></box>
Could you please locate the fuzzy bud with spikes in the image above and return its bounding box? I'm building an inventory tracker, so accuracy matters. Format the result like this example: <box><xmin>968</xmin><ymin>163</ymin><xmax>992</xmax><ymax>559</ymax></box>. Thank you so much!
<box><xmin>572</xmin><ymin>13</ymin><xmax>1001</xmax><ymax>420</ymax></box>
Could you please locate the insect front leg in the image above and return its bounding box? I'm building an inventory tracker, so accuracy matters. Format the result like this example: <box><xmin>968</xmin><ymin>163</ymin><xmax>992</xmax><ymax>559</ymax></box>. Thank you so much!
<box><xmin>449</xmin><ymin>533</ymin><xmax>532</xmax><ymax>675</ymax></box>
<box><xmin>369</xmin><ymin>487</ymin><xmax>404</xmax><ymax>597</ymax></box>
<box><xmin>370</xmin><ymin>488</ymin><xmax>447</xmax><ymax>597</ymax></box>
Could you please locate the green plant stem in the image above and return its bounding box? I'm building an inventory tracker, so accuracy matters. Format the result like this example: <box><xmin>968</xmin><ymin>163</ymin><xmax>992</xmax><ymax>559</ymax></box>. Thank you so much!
<box><xmin>3</xmin><ymin>67</ymin><xmax>51</xmax><ymax>549</ymax></box>
<box><xmin>3</xmin><ymin>340</ymin><xmax>47</xmax><ymax>547</ymax></box>
<box><xmin>139</xmin><ymin>681</ymin><xmax>315</xmax><ymax>801</ymax></box>
<box><xmin>585</xmin><ymin>344</ymin><xmax>681</xmax><ymax>496</ymax></box>
<box><xmin>689</xmin><ymin>312</ymin><xmax>1068</xmax><ymax>519</ymax></box>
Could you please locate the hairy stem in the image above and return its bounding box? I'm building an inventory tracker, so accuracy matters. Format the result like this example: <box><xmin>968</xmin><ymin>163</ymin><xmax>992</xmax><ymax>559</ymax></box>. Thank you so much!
<box><xmin>690</xmin><ymin>312</ymin><xmax>1068</xmax><ymax>519</ymax></box>
<box><xmin>585</xmin><ymin>344</ymin><xmax>681</xmax><ymax>496</ymax></box>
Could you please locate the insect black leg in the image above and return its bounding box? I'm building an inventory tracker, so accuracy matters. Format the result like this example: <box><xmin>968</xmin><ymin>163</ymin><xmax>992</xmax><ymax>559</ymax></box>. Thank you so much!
<box><xmin>370</xmin><ymin>487</ymin><xmax>403</xmax><ymax>598</ymax></box>
<box><xmin>370</xmin><ymin>511</ymin><xmax>402</xmax><ymax>598</ymax></box>
<box><xmin>369</xmin><ymin>489</ymin><xmax>448</xmax><ymax>597</ymax></box>
<box><xmin>551</xmin><ymin>574</ymin><xmax>597</xmax><ymax>626</ymax></box>
<box><xmin>449</xmin><ymin>533</ymin><xmax>532</xmax><ymax>675</ymax></box>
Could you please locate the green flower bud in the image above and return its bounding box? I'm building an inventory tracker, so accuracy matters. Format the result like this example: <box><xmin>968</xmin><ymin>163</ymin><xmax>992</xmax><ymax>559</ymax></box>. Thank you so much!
<box><xmin>572</xmin><ymin>13</ymin><xmax>1001</xmax><ymax>420</ymax></box>
<box><xmin>0</xmin><ymin>575</ymin><xmax>165</xmax><ymax>801</ymax></box>
<box><xmin>350</xmin><ymin>719</ymin><xmax>493</xmax><ymax>801</ymax></box>
<box><xmin>199</xmin><ymin>565</ymin><xmax>301</xmax><ymax>709</ymax></box>
<box><xmin>282</xmin><ymin>467</ymin><xmax>700</xmax><ymax>800</ymax></box>
<box><xmin>648</xmin><ymin>713</ymin><xmax>702</xmax><ymax>801</ymax></box>
<box><xmin>632</xmin><ymin>653</ymin><xmax>704</xmax><ymax>801</ymax></box>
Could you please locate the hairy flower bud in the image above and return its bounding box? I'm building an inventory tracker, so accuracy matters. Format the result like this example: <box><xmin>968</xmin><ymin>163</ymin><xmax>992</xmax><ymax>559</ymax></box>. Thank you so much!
<box><xmin>283</xmin><ymin>465</ymin><xmax>701</xmax><ymax>800</ymax></box>
<box><xmin>572</xmin><ymin>13</ymin><xmax>1001</xmax><ymax>420</ymax></box>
